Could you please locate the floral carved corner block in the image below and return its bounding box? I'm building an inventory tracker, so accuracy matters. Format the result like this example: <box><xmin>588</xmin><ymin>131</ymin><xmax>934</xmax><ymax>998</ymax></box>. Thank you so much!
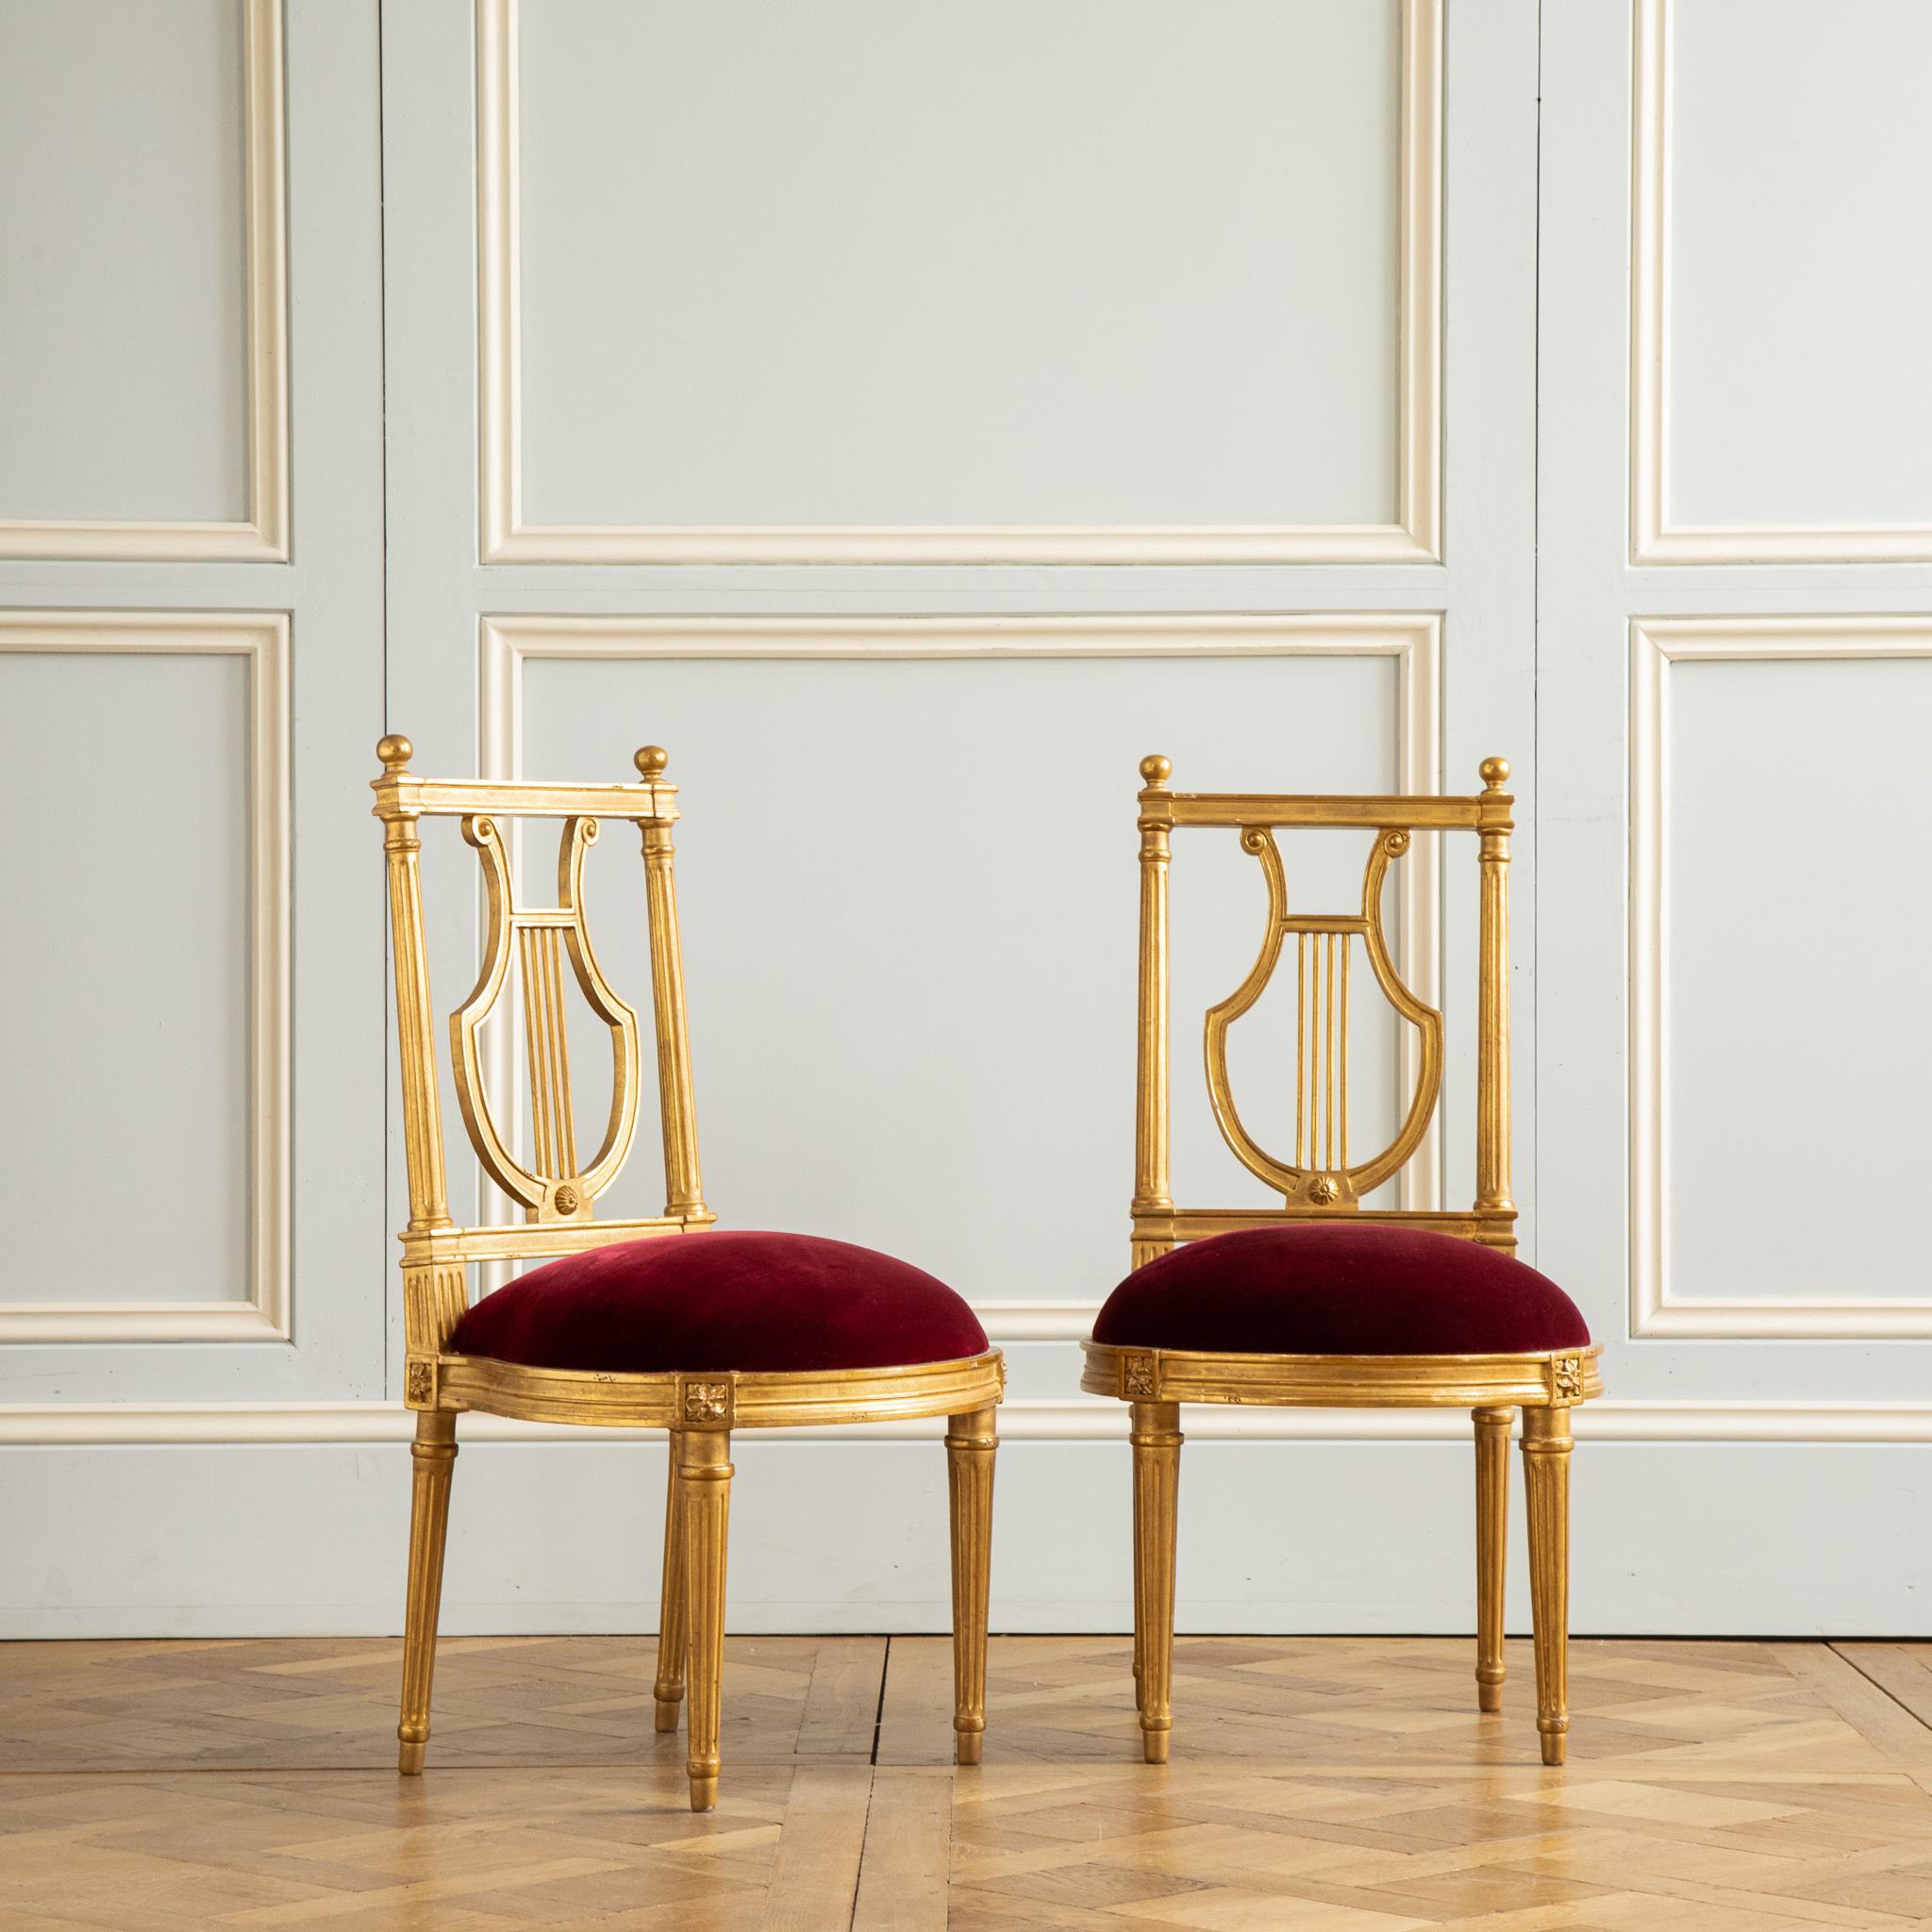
<box><xmin>1122</xmin><ymin>1353</ymin><xmax>1159</xmax><ymax>1399</ymax></box>
<box><xmin>682</xmin><ymin>1378</ymin><xmax>733</xmax><ymax>1426</ymax></box>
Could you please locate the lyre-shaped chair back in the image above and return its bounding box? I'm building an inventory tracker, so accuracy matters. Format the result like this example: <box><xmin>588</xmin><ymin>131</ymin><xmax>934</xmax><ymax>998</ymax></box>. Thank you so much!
<box><xmin>452</xmin><ymin>810</ymin><xmax>641</xmax><ymax>1219</ymax></box>
<box><xmin>372</xmin><ymin>737</ymin><xmax>711</xmax><ymax>1358</ymax></box>
<box><xmin>1133</xmin><ymin>753</ymin><xmax>1516</xmax><ymax>1265</ymax></box>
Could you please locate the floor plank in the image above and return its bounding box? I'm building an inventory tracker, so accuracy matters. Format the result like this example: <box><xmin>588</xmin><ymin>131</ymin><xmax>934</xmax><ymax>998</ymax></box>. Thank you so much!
<box><xmin>853</xmin><ymin>1769</ymin><xmax>951</xmax><ymax>1932</ymax></box>
<box><xmin>758</xmin><ymin>1765</ymin><xmax>872</xmax><ymax>1932</ymax></box>
<box><xmin>874</xmin><ymin>1638</ymin><xmax>958</xmax><ymax>1767</ymax></box>
<box><xmin>0</xmin><ymin>1638</ymin><xmax>1928</xmax><ymax>1928</ymax></box>
<box><xmin>792</xmin><ymin>1639</ymin><xmax>886</xmax><ymax>1761</ymax></box>
<box><xmin>1832</xmin><ymin>1643</ymin><xmax>1932</xmax><ymax>1743</ymax></box>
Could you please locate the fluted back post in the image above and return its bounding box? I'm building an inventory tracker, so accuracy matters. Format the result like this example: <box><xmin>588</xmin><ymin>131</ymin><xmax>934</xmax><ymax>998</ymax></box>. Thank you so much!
<box><xmin>1134</xmin><ymin>755</ymin><xmax>1174</xmax><ymax>1256</ymax></box>
<box><xmin>635</xmin><ymin>746</ymin><xmax>708</xmax><ymax>1221</ymax></box>
<box><xmin>374</xmin><ymin>736</ymin><xmax>452</xmax><ymax>1235</ymax></box>
<box><xmin>1474</xmin><ymin>757</ymin><xmax>1514</xmax><ymax>1217</ymax></box>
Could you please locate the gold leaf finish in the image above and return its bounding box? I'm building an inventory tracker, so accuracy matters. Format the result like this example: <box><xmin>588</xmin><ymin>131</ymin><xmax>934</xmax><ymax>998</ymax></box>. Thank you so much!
<box><xmin>1095</xmin><ymin>755</ymin><xmax>1593</xmax><ymax>1770</ymax></box>
<box><xmin>1474</xmin><ymin>1406</ymin><xmax>1512</xmax><ymax>1713</ymax></box>
<box><xmin>372</xmin><ymin>739</ymin><xmax>1003</xmax><ymax>1809</ymax></box>
<box><xmin>945</xmin><ymin>1407</ymin><xmax>997</xmax><ymax>1765</ymax></box>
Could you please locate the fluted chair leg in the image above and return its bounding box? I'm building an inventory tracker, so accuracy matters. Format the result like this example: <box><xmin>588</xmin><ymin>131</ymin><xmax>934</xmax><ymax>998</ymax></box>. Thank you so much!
<box><xmin>397</xmin><ymin>1409</ymin><xmax>458</xmax><ymax>1774</ymax></box>
<box><xmin>678</xmin><ymin>1426</ymin><xmax>733</xmax><ymax>1810</ymax></box>
<box><xmin>1474</xmin><ymin>1406</ymin><xmax>1512</xmax><ymax>1713</ymax></box>
<box><xmin>654</xmin><ymin>1431</ymin><xmax>687</xmax><ymax>1733</ymax></box>
<box><xmin>1131</xmin><ymin>1456</ymin><xmax>1145</xmax><ymax>1711</ymax></box>
<box><xmin>1129</xmin><ymin>1401</ymin><xmax>1182</xmax><ymax>1763</ymax></box>
<box><xmin>1522</xmin><ymin>1406</ymin><xmax>1574</xmax><ymax>1765</ymax></box>
<box><xmin>946</xmin><ymin>1407</ymin><xmax>997</xmax><ymax>1764</ymax></box>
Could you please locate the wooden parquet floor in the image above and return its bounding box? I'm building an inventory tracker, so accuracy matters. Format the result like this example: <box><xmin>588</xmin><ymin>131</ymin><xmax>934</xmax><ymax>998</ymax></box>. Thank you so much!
<box><xmin>3</xmin><ymin>1637</ymin><xmax>1931</xmax><ymax>1930</ymax></box>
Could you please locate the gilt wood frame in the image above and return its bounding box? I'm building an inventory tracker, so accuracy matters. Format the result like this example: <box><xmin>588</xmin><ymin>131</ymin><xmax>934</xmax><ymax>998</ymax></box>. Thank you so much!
<box><xmin>1092</xmin><ymin>758</ymin><xmax>1595</xmax><ymax>1768</ymax></box>
<box><xmin>373</xmin><ymin>735</ymin><xmax>1005</xmax><ymax>1806</ymax></box>
<box><xmin>371</xmin><ymin>729</ymin><xmax>1014</xmax><ymax>1404</ymax></box>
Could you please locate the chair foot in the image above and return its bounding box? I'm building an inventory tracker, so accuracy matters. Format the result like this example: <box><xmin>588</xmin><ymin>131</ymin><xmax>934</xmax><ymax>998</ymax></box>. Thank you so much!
<box><xmin>955</xmin><ymin>1725</ymin><xmax>983</xmax><ymax>1766</ymax></box>
<box><xmin>1540</xmin><ymin>1721</ymin><xmax>1568</xmax><ymax>1766</ymax></box>
<box><xmin>688</xmin><ymin>1770</ymin><xmax>718</xmax><ymax>1812</ymax></box>
<box><xmin>654</xmin><ymin>1692</ymin><xmax>683</xmax><ymax>1734</ymax></box>
<box><xmin>1476</xmin><ymin>1669</ymin><xmax>1505</xmax><ymax>1714</ymax></box>
<box><xmin>396</xmin><ymin>1736</ymin><xmax>425</xmax><ymax>1776</ymax></box>
<box><xmin>1141</xmin><ymin>1724</ymin><xmax>1171</xmax><ymax>1765</ymax></box>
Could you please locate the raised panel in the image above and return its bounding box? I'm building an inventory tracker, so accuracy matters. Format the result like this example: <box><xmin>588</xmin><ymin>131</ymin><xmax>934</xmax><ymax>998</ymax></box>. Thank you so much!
<box><xmin>1631</xmin><ymin>619</ymin><xmax>1932</xmax><ymax>1337</ymax></box>
<box><xmin>484</xmin><ymin>616</ymin><xmax>1439</xmax><ymax>1328</ymax></box>
<box><xmin>0</xmin><ymin>615</ymin><xmax>288</xmax><ymax>1340</ymax></box>
<box><xmin>484</xmin><ymin>0</ymin><xmax>1441</xmax><ymax>561</ymax></box>
<box><xmin>0</xmin><ymin>0</ymin><xmax>286</xmax><ymax>558</ymax></box>
<box><xmin>1632</xmin><ymin>0</ymin><xmax>1932</xmax><ymax>560</ymax></box>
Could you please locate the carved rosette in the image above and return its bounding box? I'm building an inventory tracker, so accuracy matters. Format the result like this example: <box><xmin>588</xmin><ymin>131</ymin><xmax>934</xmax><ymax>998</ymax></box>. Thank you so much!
<box><xmin>680</xmin><ymin>1376</ymin><xmax>734</xmax><ymax>1427</ymax></box>
<box><xmin>1122</xmin><ymin>1353</ymin><xmax>1159</xmax><ymax>1400</ymax></box>
<box><xmin>405</xmin><ymin>1358</ymin><xmax>437</xmax><ymax>1407</ymax></box>
<box><xmin>1551</xmin><ymin>1355</ymin><xmax>1584</xmax><ymax>1402</ymax></box>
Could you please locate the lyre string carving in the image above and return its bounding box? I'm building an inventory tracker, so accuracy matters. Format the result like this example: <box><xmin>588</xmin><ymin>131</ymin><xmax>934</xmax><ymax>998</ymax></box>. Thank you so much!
<box><xmin>450</xmin><ymin>810</ymin><xmax>643</xmax><ymax>1223</ymax></box>
<box><xmin>1204</xmin><ymin>824</ymin><xmax>1443</xmax><ymax>1209</ymax></box>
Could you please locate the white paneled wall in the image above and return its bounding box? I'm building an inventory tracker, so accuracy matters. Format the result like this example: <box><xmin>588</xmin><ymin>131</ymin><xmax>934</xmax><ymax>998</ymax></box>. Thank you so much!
<box><xmin>1632</xmin><ymin>0</ymin><xmax>1932</xmax><ymax>558</ymax></box>
<box><xmin>0</xmin><ymin>0</ymin><xmax>387</xmax><ymax>1432</ymax></box>
<box><xmin>479</xmin><ymin>0</ymin><xmax>1441</xmax><ymax>564</ymax></box>
<box><xmin>4</xmin><ymin>0</ymin><xmax>1926</xmax><ymax>1638</ymax></box>
<box><xmin>0</xmin><ymin>615</ymin><xmax>286</xmax><ymax>1341</ymax></box>
<box><xmin>494</xmin><ymin>0</ymin><xmax>1422</xmax><ymax>551</ymax></box>
<box><xmin>1541</xmin><ymin>0</ymin><xmax>1932</xmax><ymax>1506</ymax></box>
<box><xmin>0</xmin><ymin>0</ymin><xmax>288</xmax><ymax>558</ymax></box>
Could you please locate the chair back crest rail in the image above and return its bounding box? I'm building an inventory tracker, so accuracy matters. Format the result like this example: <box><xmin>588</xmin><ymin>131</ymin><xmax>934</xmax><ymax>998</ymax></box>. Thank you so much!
<box><xmin>372</xmin><ymin>737</ymin><xmax>711</xmax><ymax>1357</ymax></box>
<box><xmin>1132</xmin><ymin>754</ymin><xmax>1515</xmax><ymax>1267</ymax></box>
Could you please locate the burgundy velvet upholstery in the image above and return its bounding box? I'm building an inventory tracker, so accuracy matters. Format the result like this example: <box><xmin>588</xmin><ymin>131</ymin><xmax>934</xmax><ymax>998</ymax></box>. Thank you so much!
<box><xmin>447</xmin><ymin>1229</ymin><xmax>988</xmax><ymax>1374</ymax></box>
<box><xmin>1092</xmin><ymin>1225</ymin><xmax>1589</xmax><ymax>1357</ymax></box>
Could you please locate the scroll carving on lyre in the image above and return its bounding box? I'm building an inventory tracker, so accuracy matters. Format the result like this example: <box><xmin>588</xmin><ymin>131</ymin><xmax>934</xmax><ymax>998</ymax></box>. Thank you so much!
<box><xmin>1204</xmin><ymin>825</ymin><xmax>1443</xmax><ymax>1208</ymax></box>
<box><xmin>449</xmin><ymin>813</ymin><xmax>642</xmax><ymax>1221</ymax></box>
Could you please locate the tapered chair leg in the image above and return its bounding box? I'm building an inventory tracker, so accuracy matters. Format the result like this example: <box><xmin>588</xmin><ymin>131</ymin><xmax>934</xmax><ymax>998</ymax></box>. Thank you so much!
<box><xmin>946</xmin><ymin>1407</ymin><xmax>998</xmax><ymax>1764</ymax></box>
<box><xmin>677</xmin><ymin>1426</ymin><xmax>733</xmax><ymax>1811</ymax></box>
<box><xmin>1522</xmin><ymin>1405</ymin><xmax>1574</xmax><ymax>1765</ymax></box>
<box><xmin>1129</xmin><ymin>1401</ymin><xmax>1182</xmax><ymax>1763</ymax></box>
<box><xmin>397</xmin><ymin>1409</ymin><xmax>458</xmax><ymax>1774</ymax></box>
<box><xmin>1131</xmin><ymin>1456</ymin><xmax>1145</xmax><ymax>1710</ymax></box>
<box><xmin>654</xmin><ymin>1431</ymin><xmax>687</xmax><ymax>1733</ymax></box>
<box><xmin>1474</xmin><ymin>1406</ymin><xmax>1512</xmax><ymax>1713</ymax></box>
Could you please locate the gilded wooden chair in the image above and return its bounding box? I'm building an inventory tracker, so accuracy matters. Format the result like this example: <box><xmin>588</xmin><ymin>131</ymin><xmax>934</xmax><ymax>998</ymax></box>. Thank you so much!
<box><xmin>1083</xmin><ymin>755</ymin><xmax>1600</xmax><ymax>1766</ymax></box>
<box><xmin>373</xmin><ymin>736</ymin><xmax>1004</xmax><ymax>1809</ymax></box>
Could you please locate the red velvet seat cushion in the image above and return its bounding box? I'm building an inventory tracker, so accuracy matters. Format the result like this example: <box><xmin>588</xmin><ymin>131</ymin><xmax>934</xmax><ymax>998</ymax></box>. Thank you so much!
<box><xmin>448</xmin><ymin>1230</ymin><xmax>989</xmax><ymax>1374</ymax></box>
<box><xmin>1092</xmin><ymin>1225</ymin><xmax>1589</xmax><ymax>1356</ymax></box>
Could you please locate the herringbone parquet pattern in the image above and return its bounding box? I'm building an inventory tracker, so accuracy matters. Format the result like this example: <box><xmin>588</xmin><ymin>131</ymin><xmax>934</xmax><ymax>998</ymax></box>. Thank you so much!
<box><xmin>3</xmin><ymin>1636</ymin><xmax>1929</xmax><ymax>1929</ymax></box>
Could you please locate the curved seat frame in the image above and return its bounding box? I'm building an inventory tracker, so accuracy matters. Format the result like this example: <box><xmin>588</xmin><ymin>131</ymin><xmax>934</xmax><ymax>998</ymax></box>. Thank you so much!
<box><xmin>374</xmin><ymin>738</ymin><xmax>1002</xmax><ymax>1810</ymax></box>
<box><xmin>1093</xmin><ymin>753</ymin><xmax>1600</xmax><ymax>1768</ymax></box>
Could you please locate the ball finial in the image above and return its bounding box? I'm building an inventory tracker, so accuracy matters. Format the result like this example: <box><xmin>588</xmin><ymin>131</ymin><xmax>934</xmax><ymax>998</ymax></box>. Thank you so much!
<box><xmin>635</xmin><ymin>744</ymin><xmax>669</xmax><ymax>781</ymax></box>
<box><xmin>1479</xmin><ymin>756</ymin><xmax>1510</xmax><ymax>791</ymax></box>
<box><xmin>376</xmin><ymin>734</ymin><xmax>413</xmax><ymax>772</ymax></box>
<box><xmin>1140</xmin><ymin>753</ymin><xmax>1172</xmax><ymax>788</ymax></box>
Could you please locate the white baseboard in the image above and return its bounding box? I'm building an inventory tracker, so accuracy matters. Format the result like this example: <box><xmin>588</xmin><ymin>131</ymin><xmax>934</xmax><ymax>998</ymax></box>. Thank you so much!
<box><xmin>4</xmin><ymin>1432</ymin><xmax>1927</xmax><ymax>1639</ymax></box>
